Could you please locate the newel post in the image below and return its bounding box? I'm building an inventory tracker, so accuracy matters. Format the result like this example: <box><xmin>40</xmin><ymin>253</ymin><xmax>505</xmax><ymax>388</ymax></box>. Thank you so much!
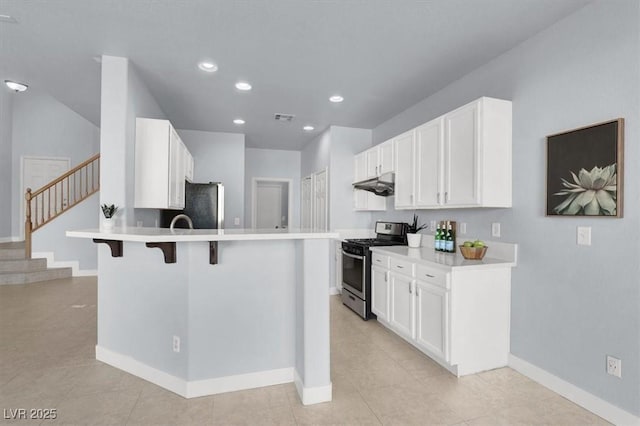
<box><xmin>25</xmin><ymin>188</ymin><xmax>32</xmax><ymax>259</ymax></box>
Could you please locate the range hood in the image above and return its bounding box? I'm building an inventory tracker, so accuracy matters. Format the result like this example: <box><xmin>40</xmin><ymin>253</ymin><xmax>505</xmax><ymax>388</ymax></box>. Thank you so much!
<box><xmin>352</xmin><ymin>172</ymin><xmax>395</xmax><ymax>196</ymax></box>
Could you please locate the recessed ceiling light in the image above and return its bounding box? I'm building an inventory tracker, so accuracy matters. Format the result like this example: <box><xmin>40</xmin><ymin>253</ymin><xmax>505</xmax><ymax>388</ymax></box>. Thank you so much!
<box><xmin>235</xmin><ymin>81</ymin><xmax>252</xmax><ymax>91</ymax></box>
<box><xmin>329</xmin><ymin>95</ymin><xmax>344</xmax><ymax>103</ymax></box>
<box><xmin>198</xmin><ymin>61</ymin><xmax>218</xmax><ymax>73</ymax></box>
<box><xmin>4</xmin><ymin>80</ymin><xmax>28</xmax><ymax>92</ymax></box>
<box><xmin>233</xmin><ymin>119</ymin><xmax>245</xmax><ymax>125</ymax></box>
<box><xmin>303</xmin><ymin>126</ymin><xmax>315</xmax><ymax>131</ymax></box>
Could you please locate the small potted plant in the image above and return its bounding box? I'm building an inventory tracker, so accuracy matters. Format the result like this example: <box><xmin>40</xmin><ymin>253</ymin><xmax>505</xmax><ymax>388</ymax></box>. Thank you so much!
<box><xmin>407</xmin><ymin>214</ymin><xmax>427</xmax><ymax>248</ymax></box>
<box><xmin>101</xmin><ymin>204</ymin><xmax>119</xmax><ymax>231</ymax></box>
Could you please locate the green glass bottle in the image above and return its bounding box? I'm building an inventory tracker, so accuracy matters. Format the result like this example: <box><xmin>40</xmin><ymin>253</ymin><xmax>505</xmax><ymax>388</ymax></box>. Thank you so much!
<box><xmin>445</xmin><ymin>222</ymin><xmax>454</xmax><ymax>253</ymax></box>
<box><xmin>435</xmin><ymin>223</ymin><xmax>441</xmax><ymax>251</ymax></box>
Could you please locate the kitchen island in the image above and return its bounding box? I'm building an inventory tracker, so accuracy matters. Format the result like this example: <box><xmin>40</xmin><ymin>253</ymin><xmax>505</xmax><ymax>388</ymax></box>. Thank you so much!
<box><xmin>66</xmin><ymin>227</ymin><xmax>338</xmax><ymax>405</ymax></box>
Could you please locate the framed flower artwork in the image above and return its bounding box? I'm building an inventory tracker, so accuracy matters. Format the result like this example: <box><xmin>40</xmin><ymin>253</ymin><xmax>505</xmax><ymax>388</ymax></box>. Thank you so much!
<box><xmin>546</xmin><ymin>118</ymin><xmax>624</xmax><ymax>217</ymax></box>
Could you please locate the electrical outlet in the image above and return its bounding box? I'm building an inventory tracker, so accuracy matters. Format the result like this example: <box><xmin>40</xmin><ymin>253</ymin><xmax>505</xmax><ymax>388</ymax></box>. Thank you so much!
<box><xmin>577</xmin><ymin>226</ymin><xmax>591</xmax><ymax>246</ymax></box>
<box><xmin>430</xmin><ymin>220</ymin><xmax>437</xmax><ymax>232</ymax></box>
<box><xmin>491</xmin><ymin>222</ymin><xmax>501</xmax><ymax>238</ymax></box>
<box><xmin>607</xmin><ymin>355</ymin><xmax>621</xmax><ymax>378</ymax></box>
<box><xmin>459</xmin><ymin>223</ymin><xmax>467</xmax><ymax>235</ymax></box>
<box><xmin>234</xmin><ymin>217</ymin><xmax>240</xmax><ymax>226</ymax></box>
<box><xmin>172</xmin><ymin>335</ymin><xmax>181</xmax><ymax>353</ymax></box>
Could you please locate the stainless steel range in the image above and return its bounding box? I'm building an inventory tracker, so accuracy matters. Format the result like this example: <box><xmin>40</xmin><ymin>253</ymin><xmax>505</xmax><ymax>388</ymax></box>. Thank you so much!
<box><xmin>341</xmin><ymin>221</ymin><xmax>407</xmax><ymax>320</ymax></box>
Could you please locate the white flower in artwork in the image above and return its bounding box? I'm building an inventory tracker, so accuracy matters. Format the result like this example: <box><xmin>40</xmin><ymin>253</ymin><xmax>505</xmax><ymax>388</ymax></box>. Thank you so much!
<box><xmin>553</xmin><ymin>164</ymin><xmax>617</xmax><ymax>215</ymax></box>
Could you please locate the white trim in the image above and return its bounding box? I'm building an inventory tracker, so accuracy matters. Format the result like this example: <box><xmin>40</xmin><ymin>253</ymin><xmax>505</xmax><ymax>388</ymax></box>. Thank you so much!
<box><xmin>251</xmin><ymin>177</ymin><xmax>294</xmax><ymax>229</ymax></box>
<box><xmin>96</xmin><ymin>345</ymin><xmax>187</xmax><ymax>397</ymax></box>
<box><xmin>509</xmin><ymin>354</ymin><xmax>640</xmax><ymax>426</ymax></box>
<box><xmin>97</xmin><ymin>345</ymin><xmax>298</xmax><ymax>400</ymax></box>
<box><xmin>329</xmin><ymin>286</ymin><xmax>341</xmax><ymax>295</ymax></box>
<box><xmin>33</xmin><ymin>251</ymin><xmax>97</xmax><ymax>277</ymax></box>
<box><xmin>0</xmin><ymin>237</ymin><xmax>22</xmax><ymax>243</ymax></box>
<box><xmin>20</xmin><ymin>156</ymin><xmax>71</xmax><ymax>239</ymax></box>
<box><xmin>187</xmin><ymin>367</ymin><xmax>294</xmax><ymax>398</ymax></box>
<box><xmin>294</xmin><ymin>370</ymin><xmax>332</xmax><ymax>405</ymax></box>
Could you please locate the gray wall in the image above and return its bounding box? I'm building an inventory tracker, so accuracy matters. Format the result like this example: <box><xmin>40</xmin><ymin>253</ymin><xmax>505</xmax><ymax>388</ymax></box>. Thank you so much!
<box><xmin>244</xmin><ymin>148</ymin><xmax>301</xmax><ymax>229</ymax></box>
<box><xmin>328</xmin><ymin>126</ymin><xmax>374</xmax><ymax>230</ymax></box>
<box><xmin>372</xmin><ymin>0</ymin><xmax>639</xmax><ymax>415</ymax></box>
<box><xmin>10</xmin><ymin>90</ymin><xmax>100</xmax><ymax>269</ymax></box>
<box><xmin>301</xmin><ymin>128</ymin><xmax>331</xmax><ymax>178</ymax></box>
<box><xmin>0</xmin><ymin>88</ymin><xmax>13</xmax><ymax>238</ymax></box>
<box><xmin>100</xmin><ymin>55</ymin><xmax>167</xmax><ymax>228</ymax></box>
<box><xmin>178</xmin><ymin>130</ymin><xmax>245</xmax><ymax>228</ymax></box>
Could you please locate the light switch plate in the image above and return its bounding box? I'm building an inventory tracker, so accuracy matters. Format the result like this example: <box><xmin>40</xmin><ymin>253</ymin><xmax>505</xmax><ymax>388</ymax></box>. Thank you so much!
<box><xmin>234</xmin><ymin>217</ymin><xmax>240</xmax><ymax>226</ymax></box>
<box><xmin>577</xmin><ymin>226</ymin><xmax>591</xmax><ymax>246</ymax></box>
<box><xmin>491</xmin><ymin>222</ymin><xmax>501</xmax><ymax>238</ymax></box>
<box><xmin>459</xmin><ymin>223</ymin><xmax>467</xmax><ymax>235</ymax></box>
<box><xmin>430</xmin><ymin>220</ymin><xmax>437</xmax><ymax>232</ymax></box>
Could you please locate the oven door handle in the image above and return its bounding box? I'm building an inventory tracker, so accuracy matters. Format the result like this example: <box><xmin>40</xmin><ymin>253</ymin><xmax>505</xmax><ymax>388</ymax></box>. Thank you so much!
<box><xmin>342</xmin><ymin>252</ymin><xmax>365</xmax><ymax>260</ymax></box>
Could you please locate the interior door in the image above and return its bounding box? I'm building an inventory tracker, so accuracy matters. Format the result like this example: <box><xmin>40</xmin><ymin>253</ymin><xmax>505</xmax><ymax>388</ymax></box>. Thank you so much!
<box><xmin>313</xmin><ymin>169</ymin><xmax>328</xmax><ymax>231</ymax></box>
<box><xmin>22</xmin><ymin>157</ymin><xmax>70</xmax><ymax>234</ymax></box>
<box><xmin>301</xmin><ymin>176</ymin><xmax>313</xmax><ymax>228</ymax></box>
<box><xmin>256</xmin><ymin>183</ymin><xmax>283</xmax><ymax>228</ymax></box>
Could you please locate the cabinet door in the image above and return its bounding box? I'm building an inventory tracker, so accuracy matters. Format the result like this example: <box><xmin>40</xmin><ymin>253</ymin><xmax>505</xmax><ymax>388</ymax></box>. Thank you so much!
<box><xmin>335</xmin><ymin>243</ymin><xmax>343</xmax><ymax>291</ymax></box>
<box><xmin>444</xmin><ymin>101</ymin><xmax>480</xmax><ymax>206</ymax></box>
<box><xmin>168</xmin><ymin>127</ymin><xmax>185</xmax><ymax>209</ymax></box>
<box><xmin>366</xmin><ymin>148</ymin><xmax>379</xmax><ymax>178</ymax></box>
<box><xmin>354</xmin><ymin>152</ymin><xmax>367</xmax><ymax>183</ymax></box>
<box><xmin>394</xmin><ymin>131</ymin><xmax>415</xmax><ymax>209</ymax></box>
<box><xmin>185</xmin><ymin>150</ymin><xmax>194</xmax><ymax>183</ymax></box>
<box><xmin>415</xmin><ymin>119</ymin><xmax>443</xmax><ymax>208</ymax></box>
<box><xmin>371</xmin><ymin>266</ymin><xmax>390</xmax><ymax>322</ymax></box>
<box><xmin>415</xmin><ymin>280</ymin><xmax>448</xmax><ymax>361</ymax></box>
<box><xmin>379</xmin><ymin>140</ymin><xmax>394</xmax><ymax>175</ymax></box>
<box><xmin>390</xmin><ymin>272</ymin><xmax>415</xmax><ymax>340</ymax></box>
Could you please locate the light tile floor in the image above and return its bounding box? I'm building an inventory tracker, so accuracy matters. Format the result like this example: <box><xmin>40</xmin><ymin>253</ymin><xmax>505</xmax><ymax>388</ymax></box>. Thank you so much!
<box><xmin>0</xmin><ymin>277</ymin><xmax>609</xmax><ymax>425</ymax></box>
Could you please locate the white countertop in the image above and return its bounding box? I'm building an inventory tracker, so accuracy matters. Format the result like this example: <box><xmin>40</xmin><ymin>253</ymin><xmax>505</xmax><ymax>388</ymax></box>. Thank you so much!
<box><xmin>370</xmin><ymin>246</ymin><xmax>516</xmax><ymax>270</ymax></box>
<box><xmin>66</xmin><ymin>227</ymin><xmax>339</xmax><ymax>242</ymax></box>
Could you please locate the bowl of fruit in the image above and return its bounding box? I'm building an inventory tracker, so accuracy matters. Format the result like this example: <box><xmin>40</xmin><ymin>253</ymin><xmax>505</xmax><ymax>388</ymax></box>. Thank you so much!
<box><xmin>459</xmin><ymin>240</ymin><xmax>488</xmax><ymax>260</ymax></box>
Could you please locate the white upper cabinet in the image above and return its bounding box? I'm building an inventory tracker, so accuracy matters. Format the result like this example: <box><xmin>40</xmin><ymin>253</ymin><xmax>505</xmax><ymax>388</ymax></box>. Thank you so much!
<box><xmin>135</xmin><ymin>118</ymin><xmax>193</xmax><ymax>210</ymax></box>
<box><xmin>415</xmin><ymin>119</ymin><xmax>443</xmax><ymax>208</ymax></box>
<box><xmin>379</xmin><ymin>140</ymin><xmax>394</xmax><ymax>175</ymax></box>
<box><xmin>394</xmin><ymin>130</ymin><xmax>416</xmax><ymax>208</ymax></box>
<box><xmin>353</xmin><ymin>152</ymin><xmax>368</xmax><ymax>183</ymax></box>
<box><xmin>353</xmin><ymin>146</ymin><xmax>386</xmax><ymax>211</ymax></box>
<box><xmin>394</xmin><ymin>97</ymin><xmax>512</xmax><ymax>210</ymax></box>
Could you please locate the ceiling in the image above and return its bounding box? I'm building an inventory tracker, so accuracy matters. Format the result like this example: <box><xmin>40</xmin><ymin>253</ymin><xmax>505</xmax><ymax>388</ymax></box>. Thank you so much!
<box><xmin>0</xmin><ymin>0</ymin><xmax>590</xmax><ymax>150</ymax></box>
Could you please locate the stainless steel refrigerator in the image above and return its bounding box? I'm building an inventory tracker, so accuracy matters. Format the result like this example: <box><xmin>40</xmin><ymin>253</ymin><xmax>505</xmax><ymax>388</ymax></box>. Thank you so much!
<box><xmin>160</xmin><ymin>182</ymin><xmax>224</xmax><ymax>229</ymax></box>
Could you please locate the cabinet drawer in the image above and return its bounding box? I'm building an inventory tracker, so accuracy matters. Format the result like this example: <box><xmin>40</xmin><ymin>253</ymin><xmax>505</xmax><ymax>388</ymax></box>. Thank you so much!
<box><xmin>390</xmin><ymin>258</ymin><xmax>415</xmax><ymax>276</ymax></box>
<box><xmin>372</xmin><ymin>253</ymin><xmax>390</xmax><ymax>268</ymax></box>
<box><xmin>416</xmin><ymin>265</ymin><xmax>446</xmax><ymax>288</ymax></box>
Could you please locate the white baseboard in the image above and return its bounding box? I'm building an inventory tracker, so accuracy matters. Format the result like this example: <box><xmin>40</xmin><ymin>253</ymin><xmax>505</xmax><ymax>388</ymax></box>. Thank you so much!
<box><xmin>96</xmin><ymin>345</ymin><xmax>297</xmax><ymax>400</ymax></box>
<box><xmin>33</xmin><ymin>251</ymin><xmax>97</xmax><ymax>277</ymax></box>
<box><xmin>329</xmin><ymin>286</ymin><xmax>341</xmax><ymax>295</ymax></box>
<box><xmin>509</xmin><ymin>354</ymin><xmax>639</xmax><ymax>426</ymax></box>
<box><xmin>0</xmin><ymin>236</ymin><xmax>22</xmax><ymax>243</ymax></box>
<box><xmin>96</xmin><ymin>345</ymin><xmax>187</xmax><ymax>397</ymax></box>
<box><xmin>188</xmin><ymin>367</ymin><xmax>294</xmax><ymax>398</ymax></box>
<box><xmin>294</xmin><ymin>370</ymin><xmax>332</xmax><ymax>405</ymax></box>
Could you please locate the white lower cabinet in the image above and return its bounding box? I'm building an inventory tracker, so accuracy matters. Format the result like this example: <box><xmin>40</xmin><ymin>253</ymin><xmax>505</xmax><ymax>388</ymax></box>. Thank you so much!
<box><xmin>371</xmin><ymin>251</ymin><xmax>512</xmax><ymax>377</ymax></box>
<box><xmin>415</xmin><ymin>280</ymin><xmax>448</xmax><ymax>361</ymax></box>
<box><xmin>389</xmin><ymin>272</ymin><xmax>415</xmax><ymax>341</ymax></box>
<box><xmin>371</xmin><ymin>266</ymin><xmax>389</xmax><ymax>322</ymax></box>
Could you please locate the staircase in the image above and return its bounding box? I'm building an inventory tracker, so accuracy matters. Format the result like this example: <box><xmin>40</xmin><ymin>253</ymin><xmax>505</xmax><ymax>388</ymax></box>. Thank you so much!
<box><xmin>0</xmin><ymin>241</ymin><xmax>72</xmax><ymax>285</ymax></box>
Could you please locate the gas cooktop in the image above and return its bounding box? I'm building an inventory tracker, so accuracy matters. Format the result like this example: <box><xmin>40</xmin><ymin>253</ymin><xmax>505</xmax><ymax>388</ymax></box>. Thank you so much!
<box><xmin>345</xmin><ymin>238</ymin><xmax>407</xmax><ymax>247</ymax></box>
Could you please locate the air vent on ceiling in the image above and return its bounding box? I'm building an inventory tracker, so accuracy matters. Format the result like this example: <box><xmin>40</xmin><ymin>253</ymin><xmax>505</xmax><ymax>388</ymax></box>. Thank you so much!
<box><xmin>0</xmin><ymin>15</ymin><xmax>18</xmax><ymax>24</ymax></box>
<box><xmin>274</xmin><ymin>113</ymin><xmax>295</xmax><ymax>122</ymax></box>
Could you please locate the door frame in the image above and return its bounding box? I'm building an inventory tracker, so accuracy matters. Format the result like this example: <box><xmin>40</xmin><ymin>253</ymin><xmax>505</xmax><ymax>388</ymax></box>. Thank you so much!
<box><xmin>251</xmin><ymin>177</ymin><xmax>293</xmax><ymax>229</ymax></box>
<box><xmin>20</xmin><ymin>155</ymin><xmax>71</xmax><ymax>238</ymax></box>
